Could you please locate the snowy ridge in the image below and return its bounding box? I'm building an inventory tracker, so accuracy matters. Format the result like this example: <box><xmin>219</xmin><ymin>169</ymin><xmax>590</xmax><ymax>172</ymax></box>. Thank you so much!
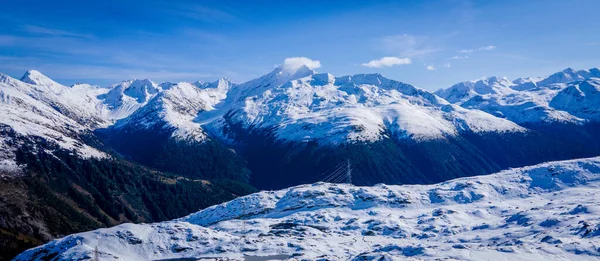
<box><xmin>550</xmin><ymin>78</ymin><xmax>600</xmax><ymax>120</ymax></box>
<box><xmin>15</xmin><ymin>157</ymin><xmax>600</xmax><ymax>260</ymax></box>
<box><xmin>198</xmin><ymin>69</ymin><xmax>523</xmax><ymax>143</ymax></box>
<box><xmin>0</xmin><ymin>73</ymin><xmax>107</xmax><ymax>174</ymax></box>
<box><xmin>97</xmin><ymin>78</ymin><xmax>162</xmax><ymax>120</ymax></box>
<box><xmin>113</xmin><ymin>79</ymin><xmax>232</xmax><ymax>141</ymax></box>
<box><xmin>1</xmin><ymin>65</ymin><xmax>599</xmax><ymax>170</ymax></box>
<box><xmin>16</xmin><ymin>70</ymin><xmax>111</xmax><ymax>128</ymax></box>
<box><xmin>435</xmin><ymin>68</ymin><xmax>600</xmax><ymax>125</ymax></box>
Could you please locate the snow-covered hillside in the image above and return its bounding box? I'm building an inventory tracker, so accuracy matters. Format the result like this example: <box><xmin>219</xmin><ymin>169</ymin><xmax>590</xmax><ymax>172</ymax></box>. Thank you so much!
<box><xmin>15</xmin><ymin>157</ymin><xmax>600</xmax><ymax>261</ymax></box>
<box><xmin>435</xmin><ymin>68</ymin><xmax>600</xmax><ymax>125</ymax></box>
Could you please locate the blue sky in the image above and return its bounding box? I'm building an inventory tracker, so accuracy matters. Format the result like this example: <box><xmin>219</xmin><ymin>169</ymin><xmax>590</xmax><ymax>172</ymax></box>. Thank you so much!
<box><xmin>1</xmin><ymin>0</ymin><xmax>599</xmax><ymax>90</ymax></box>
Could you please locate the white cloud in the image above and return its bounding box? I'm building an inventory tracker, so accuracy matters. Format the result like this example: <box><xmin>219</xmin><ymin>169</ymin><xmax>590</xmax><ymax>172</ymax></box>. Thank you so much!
<box><xmin>458</xmin><ymin>45</ymin><xmax>496</xmax><ymax>53</ymax></box>
<box><xmin>426</xmin><ymin>65</ymin><xmax>436</xmax><ymax>71</ymax></box>
<box><xmin>443</xmin><ymin>62</ymin><xmax>451</xmax><ymax>68</ymax></box>
<box><xmin>21</xmin><ymin>25</ymin><xmax>94</xmax><ymax>38</ymax></box>
<box><xmin>450</xmin><ymin>55</ymin><xmax>469</xmax><ymax>60</ymax></box>
<box><xmin>361</xmin><ymin>57</ymin><xmax>411</xmax><ymax>68</ymax></box>
<box><xmin>479</xmin><ymin>45</ymin><xmax>496</xmax><ymax>51</ymax></box>
<box><xmin>282</xmin><ymin>57</ymin><xmax>322</xmax><ymax>71</ymax></box>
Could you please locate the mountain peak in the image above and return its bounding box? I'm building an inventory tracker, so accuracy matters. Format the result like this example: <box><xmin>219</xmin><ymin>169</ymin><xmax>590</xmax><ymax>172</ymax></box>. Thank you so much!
<box><xmin>122</xmin><ymin>79</ymin><xmax>159</xmax><ymax>103</ymax></box>
<box><xmin>193</xmin><ymin>78</ymin><xmax>233</xmax><ymax>90</ymax></box>
<box><xmin>20</xmin><ymin>70</ymin><xmax>61</xmax><ymax>87</ymax></box>
<box><xmin>273</xmin><ymin>64</ymin><xmax>316</xmax><ymax>80</ymax></box>
<box><xmin>192</xmin><ymin>80</ymin><xmax>207</xmax><ymax>88</ymax></box>
<box><xmin>130</xmin><ymin>78</ymin><xmax>155</xmax><ymax>87</ymax></box>
<box><xmin>213</xmin><ymin>78</ymin><xmax>233</xmax><ymax>90</ymax></box>
<box><xmin>483</xmin><ymin>76</ymin><xmax>509</xmax><ymax>83</ymax></box>
<box><xmin>589</xmin><ymin>67</ymin><xmax>600</xmax><ymax>77</ymax></box>
<box><xmin>281</xmin><ymin>57</ymin><xmax>321</xmax><ymax>73</ymax></box>
<box><xmin>335</xmin><ymin>73</ymin><xmax>389</xmax><ymax>86</ymax></box>
<box><xmin>239</xmin><ymin>64</ymin><xmax>316</xmax><ymax>93</ymax></box>
<box><xmin>159</xmin><ymin>82</ymin><xmax>177</xmax><ymax>90</ymax></box>
<box><xmin>538</xmin><ymin>68</ymin><xmax>588</xmax><ymax>85</ymax></box>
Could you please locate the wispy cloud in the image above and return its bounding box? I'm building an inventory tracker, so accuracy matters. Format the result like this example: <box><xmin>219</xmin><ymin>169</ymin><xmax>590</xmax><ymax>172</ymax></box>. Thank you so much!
<box><xmin>379</xmin><ymin>34</ymin><xmax>439</xmax><ymax>58</ymax></box>
<box><xmin>21</xmin><ymin>25</ymin><xmax>93</xmax><ymax>38</ymax></box>
<box><xmin>168</xmin><ymin>4</ymin><xmax>237</xmax><ymax>23</ymax></box>
<box><xmin>362</xmin><ymin>57</ymin><xmax>411</xmax><ymax>68</ymax></box>
<box><xmin>0</xmin><ymin>35</ymin><xmax>17</xmax><ymax>46</ymax></box>
<box><xmin>458</xmin><ymin>45</ymin><xmax>496</xmax><ymax>53</ymax></box>
<box><xmin>0</xmin><ymin>60</ymin><xmax>223</xmax><ymax>84</ymax></box>
<box><xmin>479</xmin><ymin>45</ymin><xmax>496</xmax><ymax>51</ymax></box>
<box><xmin>450</xmin><ymin>55</ymin><xmax>469</xmax><ymax>60</ymax></box>
<box><xmin>425</xmin><ymin>62</ymin><xmax>451</xmax><ymax>71</ymax></box>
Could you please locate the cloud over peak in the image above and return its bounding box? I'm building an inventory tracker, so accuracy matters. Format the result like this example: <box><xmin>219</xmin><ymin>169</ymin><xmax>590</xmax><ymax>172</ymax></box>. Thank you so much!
<box><xmin>362</xmin><ymin>57</ymin><xmax>411</xmax><ymax>68</ymax></box>
<box><xmin>282</xmin><ymin>57</ymin><xmax>322</xmax><ymax>71</ymax></box>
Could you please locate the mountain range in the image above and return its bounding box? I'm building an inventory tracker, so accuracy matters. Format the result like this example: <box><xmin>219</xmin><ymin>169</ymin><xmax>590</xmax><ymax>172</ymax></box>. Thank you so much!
<box><xmin>3</xmin><ymin>66</ymin><xmax>600</xmax><ymax>184</ymax></box>
<box><xmin>1</xmin><ymin>63</ymin><xmax>600</xmax><ymax>260</ymax></box>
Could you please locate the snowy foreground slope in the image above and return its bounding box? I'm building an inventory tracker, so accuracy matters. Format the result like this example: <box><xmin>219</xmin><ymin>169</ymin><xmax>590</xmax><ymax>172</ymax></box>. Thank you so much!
<box><xmin>15</xmin><ymin>157</ymin><xmax>600</xmax><ymax>261</ymax></box>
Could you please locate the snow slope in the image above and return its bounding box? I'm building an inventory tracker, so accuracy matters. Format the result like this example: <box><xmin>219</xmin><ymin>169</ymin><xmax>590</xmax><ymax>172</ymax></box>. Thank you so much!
<box><xmin>435</xmin><ymin>68</ymin><xmax>600</xmax><ymax>125</ymax></box>
<box><xmin>15</xmin><ymin>157</ymin><xmax>600</xmax><ymax>260</ymax></box>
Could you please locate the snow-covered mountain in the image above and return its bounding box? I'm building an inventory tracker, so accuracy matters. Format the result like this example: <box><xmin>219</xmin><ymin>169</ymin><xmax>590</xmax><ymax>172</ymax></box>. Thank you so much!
<box><xmin>4</xmin><ymin>65</ymin><xmax>597</xmax><ymax>153</ymax></box>
<box><xmin>4</xmin><ymin>63</ymin><xmax>600</xmax><ymax>260</ymax></box>
<box><xmin>15</xmin><ymin>157</ymin><xmax>600</xmax><ymax>261</ymax></box>
<box><xmin>111</xmin><ymin>79</ymin><xmax>233</xmax><ymax>142</ymax></box>
<box><xmin>198</xmin><ymin>65</ymin><xmax>523</xmax><ymax>144</ymax></box>
<box><xmin>97</xmin><ymin>78</ymin><xmax>163</xmax><ymax>120</ymax></box>
<box><xmin>0</xmin><ymin>72</ymin><xmax>107</xmax><ymax>175</ymax></box>
<box><xmin>3</xmin><ymin>64</ymin><xmax>600</xmax><ymax>186</ymax></box>
<box><xmin>435</xmin><ymin>68</ymin><xmax>600</xmax><ymax>125</ymax></box>
<box><xmin>550</xmin><ymin>78</ymin><xmax>600</xmax><ymax>121</ymax></box>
